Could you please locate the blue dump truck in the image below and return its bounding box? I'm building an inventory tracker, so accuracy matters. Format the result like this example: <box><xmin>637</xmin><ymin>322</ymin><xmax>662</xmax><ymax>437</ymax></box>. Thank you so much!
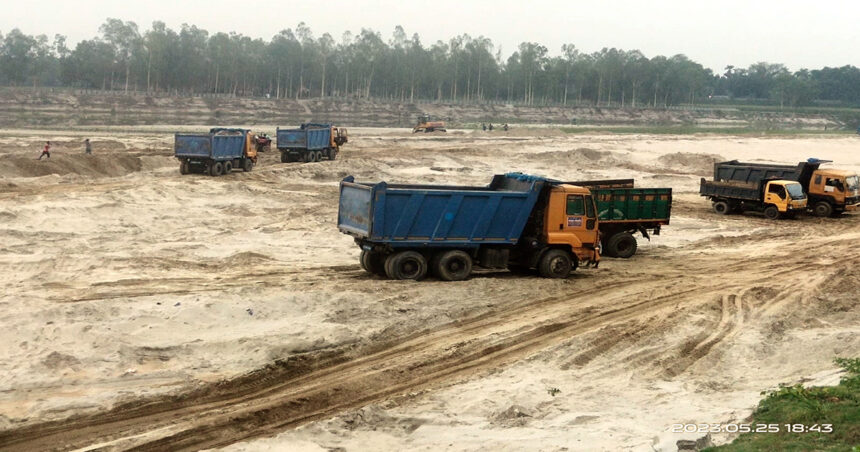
<box><xmin>276</xmin><ymin>123</ymin><xmax>348</xmax><ymax>163</ymax></box>
<box><xmin>338</xmin><ymin>173</ymin><xmax>601</xmax><ymax>281</ymax></box>
<box><xmin>175</xmin><ymin>128</ymin><xmax>257</xmax><ymax>176</ymax></box>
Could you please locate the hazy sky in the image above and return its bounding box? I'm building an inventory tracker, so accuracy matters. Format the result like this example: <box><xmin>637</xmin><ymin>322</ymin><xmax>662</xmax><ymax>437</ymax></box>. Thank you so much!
<box><xmin>2</xmin><ymin>0</ymin><xmax>859</xmax><ymax>73</ymax></box>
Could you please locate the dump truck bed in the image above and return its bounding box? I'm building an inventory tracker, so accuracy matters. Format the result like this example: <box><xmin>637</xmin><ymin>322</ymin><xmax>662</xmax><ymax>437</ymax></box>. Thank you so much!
<box><xmin>699</xmin><ymin>179</ymin><xmax>761</xmax><ymax>201</ymax></box>
<box><xmin>552</xmin><ymin>179</ymin><xmax>671</xmax><ymax>224</ymax></box>
<box><xmin>174</xmin><ymin>129</ymin><xmax>247</xmax><ymax>160</ymax></box>
<box><xmin>338</xmin><ymin>174</ymin><xmax>546</xmax><ymax>247</ymax></box>
<box><xmin>714</xmin><ymin>160</ymin><xmax>821</xmax><ymax>186</ymax></box>
<box><xmin>276</xmin><ymin>125</ymin><xmax>332</xmax><ymax>150</ymax></box>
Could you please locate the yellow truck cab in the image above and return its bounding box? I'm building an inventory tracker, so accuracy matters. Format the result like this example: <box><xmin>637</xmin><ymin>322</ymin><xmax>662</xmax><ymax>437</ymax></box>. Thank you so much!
<box><xmin>543</xmin><ymin>184</ymin><xmax>600</xmax><ymax>266</ymax></box>
<box><xmin>764</xmin><ymin>180</ymin><xmax>808</xmax><ymax>216</ymax></box>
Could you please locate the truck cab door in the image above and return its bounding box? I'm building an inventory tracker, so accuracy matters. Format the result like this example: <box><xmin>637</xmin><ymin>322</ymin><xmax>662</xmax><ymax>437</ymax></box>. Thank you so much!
<box><xmin>547</xmin><ymin>192</ymin><xmax>598</xmax><ymax>244</ymax></box>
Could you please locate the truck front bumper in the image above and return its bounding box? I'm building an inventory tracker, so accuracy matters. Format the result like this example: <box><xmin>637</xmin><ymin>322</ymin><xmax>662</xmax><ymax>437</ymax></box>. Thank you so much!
<box><xmin>845</xmin><ymin>202</ymin><xmax>860</xmax><ymax>212</ymax></box>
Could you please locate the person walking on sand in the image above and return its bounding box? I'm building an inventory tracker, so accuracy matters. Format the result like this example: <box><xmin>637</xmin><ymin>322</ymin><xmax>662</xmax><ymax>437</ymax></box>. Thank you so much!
<box><xmin>38</xmin><ymin>141</ymin><xmax>51</xmax><ymax>160</ymax></box>
<box><xmin>84</xmin><ymin>138</ymin><xmax>92</xmax><ymax>155</ymax></box>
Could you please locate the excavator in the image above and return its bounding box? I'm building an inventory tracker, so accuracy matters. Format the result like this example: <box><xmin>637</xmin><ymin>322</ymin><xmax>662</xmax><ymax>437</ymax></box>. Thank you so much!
<box><xmin>413</xmin><ymin>114</ymin><xmax>447</xmax><ymax>133</ymax></box>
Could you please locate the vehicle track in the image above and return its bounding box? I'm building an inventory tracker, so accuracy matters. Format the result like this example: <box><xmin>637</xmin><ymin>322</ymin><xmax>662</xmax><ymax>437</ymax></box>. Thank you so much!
<box><xmin>4</xmin><ymin>231</ymin><xmax>851</xmax><ymax>452</ymax></box>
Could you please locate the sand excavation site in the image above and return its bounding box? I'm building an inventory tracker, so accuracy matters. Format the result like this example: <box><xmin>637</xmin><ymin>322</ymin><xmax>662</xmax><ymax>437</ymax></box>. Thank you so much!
<box><xmin>0</xmin><ymin>128</ymin><xmax>858</xmax><ymax>451</ymax></box>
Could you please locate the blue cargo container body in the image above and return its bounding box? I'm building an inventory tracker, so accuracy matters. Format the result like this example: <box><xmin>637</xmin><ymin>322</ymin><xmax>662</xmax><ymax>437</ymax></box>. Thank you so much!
<box><xmin>174</xmin><ymin>134</ymin><xmax>211</xmax><ymax>158</ymax></box>
<box><xmin>174</xmin><ymin>128</ymin><xmax>255</xmax><ymax>176</ymax></box>
<box><xmin>338</xmin><ymin>175</ymin><xmax>545</xmax><ymax>248</ymax></box>
<box><xmin>175</xmin><ymin>129</ymin><xmax>248</xmax><ymax>161</ymax></box>
<box><xmin>276</xmin><ymin>127</ymin><xmax>331</xmax><ymax>151</ymax></box>
<box><xmin>276</xmin><ymin>123</ymin><xmax>346</xmax><ymax>163</ymax></box>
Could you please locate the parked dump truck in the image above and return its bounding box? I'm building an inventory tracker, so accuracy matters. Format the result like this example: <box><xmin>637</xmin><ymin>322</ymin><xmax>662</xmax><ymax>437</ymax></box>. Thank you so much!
<box><xmin>277</xmin><ymin>123</ymin><xmax>348</xmax><ymax>163</ymax></box>
<box><xmin>338</xmin><ymin>173</ymin><xmax>600</xmax><ymax>281</ymax></box>
<box><xmin>561</xmin><ymin>179</ymin><xmax>671</xmax><ymax>258</ymax></box>
<box><xmin>712</xmin><ymin>159</ymin><xmax>859</xmax><ymax>217</ymax></box>
<box><xmin>413</xmin><ymin>114</ymin><xmax>446</xmax><ymax>133</ymax></box>
<box><xmin>700</xmin><ymin>175</ymin><xmax>807</xmax><ymax>220</ymax></box>
<box><xmin>175</xmin><ymin>128</ymin><xmax>257</xmax><ymax>176</ymax></box>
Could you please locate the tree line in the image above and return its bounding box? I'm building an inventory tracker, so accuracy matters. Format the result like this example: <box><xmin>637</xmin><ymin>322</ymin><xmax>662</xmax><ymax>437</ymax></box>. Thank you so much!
<box><xmin>2</xmin><ymin>19</ymin><xmax>860</xmax><ymax>108</ymax></box>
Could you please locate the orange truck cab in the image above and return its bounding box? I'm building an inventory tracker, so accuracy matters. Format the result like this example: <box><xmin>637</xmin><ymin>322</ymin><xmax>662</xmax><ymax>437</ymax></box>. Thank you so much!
<box><xmin>807</xmin><ymin>169</ymin><xmax>860</xmax><ymax>216</ymax></box>
<box><xmin>543</xmin><ymin>184</ymin><xmax>601</xmax><ymax>266</ymax></box>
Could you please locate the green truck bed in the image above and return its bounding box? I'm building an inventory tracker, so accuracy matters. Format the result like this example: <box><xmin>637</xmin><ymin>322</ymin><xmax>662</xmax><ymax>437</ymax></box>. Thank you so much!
<box><xmin>559</xmin><ymin>179</ymin><xmax>672</xmax><ymax>258</ymax></box>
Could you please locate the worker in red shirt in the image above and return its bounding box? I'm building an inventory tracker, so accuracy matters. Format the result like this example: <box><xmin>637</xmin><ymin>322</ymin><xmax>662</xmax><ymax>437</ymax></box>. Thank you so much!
<box><xmin>38</xmin><ymin>141</ymin><xmax>51</xmax><ymax>160</ymax></box>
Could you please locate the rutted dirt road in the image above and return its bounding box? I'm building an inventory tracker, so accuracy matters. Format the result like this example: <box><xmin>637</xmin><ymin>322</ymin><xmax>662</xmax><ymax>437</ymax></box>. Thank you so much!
<box><xmin>0</xmin><ymin>129</ymin><xmax>857</xmax><ymax>451</ymax></box>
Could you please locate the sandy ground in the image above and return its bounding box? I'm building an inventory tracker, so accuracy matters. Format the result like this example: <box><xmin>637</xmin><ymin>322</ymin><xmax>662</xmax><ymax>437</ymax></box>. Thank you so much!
<box><xmin>0</xmin><ymin>128</ymin><xmax>858</xmax><ymax>451</ymax></box>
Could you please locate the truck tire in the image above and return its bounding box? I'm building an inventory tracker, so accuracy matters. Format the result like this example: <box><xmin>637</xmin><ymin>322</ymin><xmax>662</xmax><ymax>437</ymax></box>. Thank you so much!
<box><xmin>600</xmin><ymin>238</ymin><xmax>614</xmax><ymax>258</ymax></box>
<box><xmin>606</xmin><ymin>232</ymin><xmax>638</xmax><ymax>258</ymax></box>
<box><xmin>280</xmin><ymin>151</ymin><xmax>288</xmax><ymax>163</ymax></box>
<box><xmin>304</xmin><ymin>151</ymin><xmax>315</xmax><ymax>163</ymax></box>
<box><xmin>538</xmin><ymin>249</ymin><xmax>573</xmax><ymax>279</ymax></box>
<box><xmin>385</xmin><ymin>251</ymin><xmax>427</xmax><ymax>280</ymax></box>
<box><xmin>712</xmin><ymin>200</ymin><xmax>730</xmax><ymax>215</ymax></box>
<box><xmin>314</xmin><ymin>150</ymin><xmax>324</xmax><ymax>162</ymax></box>
<box><xmin>763</xmin><ymin>205</ymin><xmax>780</xmax><ymax>220</ymax></box>
<box><xmin>243</xmin><ymin>159</ymin><xmax>253</xmax><ymax>172</ymax></box>
<box><xmin>209</xmin><ymin>161</ymin><xmax>223</xmax><ymax>177</ymax></box>
<box><xmin>223</xmin><ymin>161</ymin><xmax>233</xmax><ymax>174</ymax></box>
<box><xmin>433</xmin><ymin>250</ymin><xmax>472</xmax><ymax>281</ymax></box>
<box><xmin>360</xmin><ymin>250</ymin><xmax>386</xmax><ymax>276</ymax></box>
<box><xmin>813</xmin><ymin>201</ymin><xmax>833</xmax><ymax>218</ymax></box>
<box><xmin>179</xmin><ymin>160</ymin><xmax>189</xmax><ymax>175</ymax></box>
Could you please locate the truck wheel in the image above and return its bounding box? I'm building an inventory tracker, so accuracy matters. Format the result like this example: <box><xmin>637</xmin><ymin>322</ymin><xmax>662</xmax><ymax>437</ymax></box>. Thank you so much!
<box><xmin>434</xmin><ymin>250</ymin><xmax>472</xmax><ymax>281</ymax></box>
<box><xmin>600</xmin><ymin>238</ymin><xmax>615</xmax><ymax>258</ymax></box>
<box><xmin>179</xmin><ymin>160</ymin><xmax>189</xmax><ymax>175</ymax></box>
<box><xmin>763</xmin><ymin>205</ymin><xmax>780</xmax><ymax>220</ymax></box>
<box><xmin>243</xmin><ymin>159</ymin><xmax>253</xmax><ymax>172</ymax></box>
<box><xmin>315</xmin><ymin>150</ymin><xmax>324</xmax><ymax>162</ymax></box>
<box><xmin>360</xmin><ymin>250</ymin><xmax>386</xmax><ymax>276</ymax></box>
<box><xmin>280</xmin><ymin>151</ymin><xmax>288</xmax><ymax>163</ymax></box>
<box><xmin>538</xmin><ymin>249</ymin><xmax>573</xmax><ymax>279</ymax></box>
<box><xmin>813</xmin><ymin>201</ymin><xmax>833</xmax><ymax>218</ymax></box>
<box><xmin>606</xmin><ymin>232</ymin><xmax>638</xmax><ymax>258</ymax></box>
<box><xmin>385</xmin><ymin>251</ymin><xmax>427</xmax><ymax>280</ymax></box>
<box><xmin>712</xmin><ymin>200</ymin><xmax>730</xmax><ymax>215</ymax></box>
<box><xmin>223</xmin><ymin>161</ymin><xmax>233</xmax><ymax>174</ymax></box>
<box><xmin>304</xmin><ymin>152</ymin><xmax>314</xmax><ymax>163</ymax></box>
<box><xmin>209</xmin><ymin>161</ymin><xmax>223</xmax><ymax>177</ymax></box>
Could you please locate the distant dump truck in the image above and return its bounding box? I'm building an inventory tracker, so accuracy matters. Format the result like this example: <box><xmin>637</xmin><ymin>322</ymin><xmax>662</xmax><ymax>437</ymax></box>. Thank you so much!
<box><xmin>700</xmin><ymin>174</ymin><xmax>807</xmax><ymax>220</ymax></box>
<box><xmin>712</xmin><ymin>159</ymin><xmax>859</xmax><ymax>217</ymax></box>
<box><xmin>276</xmin><ymin>123</ymin><xmax>347</xmax><ymax>163</ymax></box>
<box><xmin>338</xmin><ymin>173</ymin><xmax>600</xmax><ymax>281</ymax></box>
<box><xmin>562</xmin><ymin>179</ymin><xmax>672</xmax><ymax>258</ymax></box>
<box><xmin>175</xmin><ymin>128</ymin><xmax>257</xmax><ymax>176</ymax></box>
<box><xmin>413</xmin><ymin>114</ymin><xmax>446</xmax><ymax>133</ymax></box>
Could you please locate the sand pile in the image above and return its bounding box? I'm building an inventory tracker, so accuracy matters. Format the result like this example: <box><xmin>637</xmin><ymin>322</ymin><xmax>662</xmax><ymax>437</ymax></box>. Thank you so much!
<box><xmin>657</xmin><ymin>152</ymin><xmax>724</xmax><ymax>176</ymax></box>
<box><xmin>0</xmin><ymin>153</ymin><xmax>174</xmax><ymax>178</ymax></box>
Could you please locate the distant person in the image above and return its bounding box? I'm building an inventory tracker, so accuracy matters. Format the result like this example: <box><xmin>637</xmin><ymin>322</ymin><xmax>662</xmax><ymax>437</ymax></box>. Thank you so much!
<box><xmin>503</xmin><ymin>123</ymin><xmax>509</xmax><ymax>131</ymax></box>
<box><xmin>84</xmin><ymin>138</ymin><xmax>92</xmax><ymax>154</ymax></box>
<box><xmin>38</xmin><ymin>141</ymin><xmax>51</xmax><ymax>160</ymax></box>
<box><xmin>488</xmin><ymin>123</ymin><xmax>494</xmax><ymax>131</ymax></box>
<box><xmin>481</xmin><ymin>123</ymin><xmax>487</xmax><ymax>131</ymax></box>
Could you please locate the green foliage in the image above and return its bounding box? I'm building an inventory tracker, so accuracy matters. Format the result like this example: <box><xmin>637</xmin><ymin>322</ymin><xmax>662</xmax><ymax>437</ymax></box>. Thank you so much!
<box><xmin>705</xmin><ymin>358</ymin><xmax>860</xmax><ymax>452</ymax></box>
<box><xmin>1</xmin><ymin>20</ymin><xmax>860</xmax><ymax>108</ymax></box>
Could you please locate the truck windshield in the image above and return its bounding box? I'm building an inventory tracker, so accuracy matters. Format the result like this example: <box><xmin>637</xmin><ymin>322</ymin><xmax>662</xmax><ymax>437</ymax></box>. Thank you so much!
<box><xmin>846</xmin><ymin>176</ymin><xmax>859</xmax><ymax>191</ymax></box>
<box><xmin>786</xmin><ymin>183</ymin><xmax>805</xmax><ymax>200</ymax></box>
